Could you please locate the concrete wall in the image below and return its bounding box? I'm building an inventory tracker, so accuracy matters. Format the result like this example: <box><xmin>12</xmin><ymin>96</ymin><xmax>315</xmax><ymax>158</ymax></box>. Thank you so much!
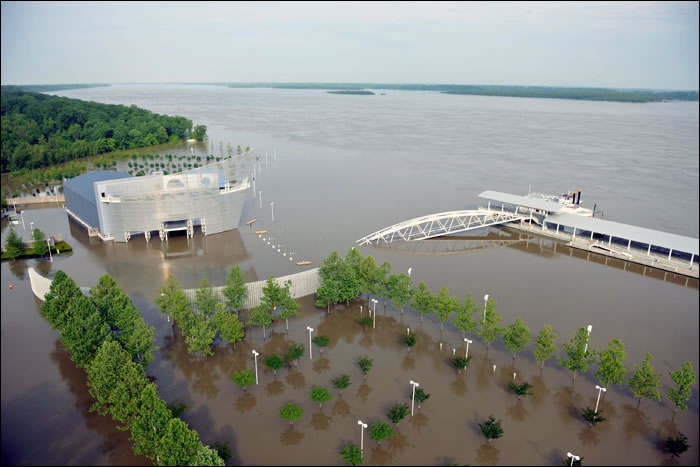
<box><xmin>28</xmin><ymin>267</ymin><xmax>320</xmax><ymax>308</ymax></box>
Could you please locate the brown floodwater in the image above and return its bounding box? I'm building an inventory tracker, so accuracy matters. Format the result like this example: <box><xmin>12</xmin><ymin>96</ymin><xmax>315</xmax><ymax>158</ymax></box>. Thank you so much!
<box><xmin>1</xmin><ymin>86</ymin><xmax>698</xmax><ymax>466</ymax></box>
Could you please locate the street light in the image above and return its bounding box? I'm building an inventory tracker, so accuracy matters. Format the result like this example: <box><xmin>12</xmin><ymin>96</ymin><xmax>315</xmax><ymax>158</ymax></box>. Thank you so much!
<box><xmin>357</xmin><ymin>420</ymin><xmax>368</xmax><ymax>454</ymax></box>
<box><xmin>483</xmin><ymin>294</ymin><xmax>489</xmax><ymax>325</ymax></box>
<box><xmin>252</xmin><ymin>350</ymin><xmax>259</xmax><ymax>385</ymax></box>
<box><xmin>407</xmin><ymin>267</ymin><xmax>412</xmax><ymax>277</ymax></box>
<box><xmin>584</xmin><ymin>324</ymin><xmax>593</xmax><ymax>353</ymax></box>
<box><xmin>259</xmin><ymin>191</ymin><xmax>263</xmax><ymax>209</ymax></box>
<box><xmin>271</xmin><ymin>202</ymin><xmax>274</xmax><ymax>222</ymax></box>
<box><xmin>594</xmin><ymin>385</ymin><xmax>607</xmax><ymax>413</ymax></box>
<box><xmin>371</xmin><ymin>299</ymin><xmax>378</xmax><ymax>329</ymax></box>
<box><xmin>30</xmin><ymin>221</ymin><xmax>34</xmax><ymax>232</ymax></box>
<box><xmin>567</xmin><ymin>452</ymin><xmax>580</xmax><ymax>466</ymax></box>
<box><xmin>410</xmin><ymin>380</ymin><xmax>420</xmax><ymax>416</ymax></box>
<box><xmin>464</xmin><ymin>338</ymin><xmax>472</xmax><ymax>359</ymax></box>
<box><xmin>306</xmin><ymin>326</ymin><xmax>314</xmax><ymax>359</ymax></box>
<box><xmin>47</xmin><ymin>238</ymin><xmax>53</xmax><ymax>262</ymax></box>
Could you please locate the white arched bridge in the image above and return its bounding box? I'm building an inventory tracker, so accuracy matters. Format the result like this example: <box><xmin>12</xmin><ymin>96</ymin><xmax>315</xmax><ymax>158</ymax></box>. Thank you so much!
<box><xmin>356</xmin><ymin>209</ymin><xmax>525</xmax><ymax>245</ymax></box>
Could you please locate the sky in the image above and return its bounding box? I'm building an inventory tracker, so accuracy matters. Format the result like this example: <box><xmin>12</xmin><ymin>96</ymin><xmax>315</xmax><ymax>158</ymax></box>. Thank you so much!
<box><xmin>1</xmin><ymin>1</ymin><xmax>698</xmax><ymax>90</ymax></box>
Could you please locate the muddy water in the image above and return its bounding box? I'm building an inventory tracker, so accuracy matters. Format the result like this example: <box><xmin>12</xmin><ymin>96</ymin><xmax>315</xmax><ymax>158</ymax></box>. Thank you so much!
<box><xmin>1</xmin><ymin>86</ymin><xmax>698</xmax><ymax>465</ymax></box>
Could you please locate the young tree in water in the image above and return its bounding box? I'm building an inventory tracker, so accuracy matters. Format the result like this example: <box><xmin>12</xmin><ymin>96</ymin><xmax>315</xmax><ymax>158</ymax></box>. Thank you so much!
<box><xmin>509</xmin><ymin>382</ymin><xmax>534</xmax><ymax>400</ymax></box>
<box><xmin>358</xmin><ymin>255</ymin><xmax>386</xmax><ymax>308</ymax></box>
<box><xmin>412</xmin><ymin>281</ymin><xmax>435</xmax><ymax>323</ymax></box>
<box><xmin>194</xmin><ymin>279</ymin><xmax>218</xmax><ymax>319</ymax></box>
<box><xmin>434</xmin><ymin>286</ymin><xmax>457</xmax><ymax>332</ymax></box>
<box><xmin>222</xmin><ymin>265</ymin><xmax>247</xmax><ymax>315</ymax></box>
<box><xmin>316</xmin><ymin>278</ymin><xmax>341</xmax><ymax>313</ymax></box>
<box><xmin>581</xmin><ymin>406</ymin><xmax>606</xmax><ymax>427</ymax></box>
<box><xmin>215</xmin><ymin>308</ymin><xmax>245</xmax><ymax>349</ymax></box>
<box><xmin>280</xmin><ymin>402</ymin><xmax>303</xmax><ymax>424</ymax></box>
<box><xmin>278</xmin><ymin>280</ymin><xmax>299</xmax><ymax>331</ymax></box>
<box><xmin>453</xmin><ymin>292</ymin><xmax>478</xmax><ymax>337</ymax></box>
<box><xmin>185</xmin><ymin>314</ymin><xmax>216</xmax><ymax>357</ymax></box>
<box><xmin>248</xmin><ymin>304</ymin><xmax>273</xmax><ymax>339</ymax></box>
<box><xmin>387</xmin><ymin>403</ymin><xmax>410</xmax><ymax>426</ymax></box>
<box><xmin>231</xmin><ymin>369</ymin><xmax>255</xmax><ymax>391</ymax></box>
<box><xmin>155</xmin><ymin>274</ymin><xmax>192</xmax><ymax>330</ymax></box>
<box><xmin>386</xmin><ymin>273</ymin><xmax>413</xmax><ymax>315</ymax></box>
<box><xmin>595</xmin><ymin>338</ymin><xmax>627</xmax><ymax>387</ymax></box>
<box><xmin>309</xmin><ymin>385</ymin><xmax>333</xmax><ymax>408</ymax></box>
<box><xmin>667</xmin><ymin>361</ymin><xmax>696</xmax><ymax>413</ymax></box>
<box><xmin>479</xmin><ymin>415</ymin><xmax>504</xmax><ymax>442</ymax></box>
<box><xmin>4</xmin><ymin>228</ymin><xmax>25</xmax><ymax>260</ymax></box>
<box><xmin>332</xmin><ymin>374</ymin><xmax>351</xmax><ymax>395</ymax></box>
<box><xmin>369</xmin><ymin>422</ymin><xmax>395</xmax><ymax>444</ymax></box>
<box><xmin>403</xmin><ymin>331</ymin><xmax>417</xmax><ymax>350</ymax></box>
<box><xmin>559</xmin><ymin>327</ymin><xmax>597</xmax><ymax>381</ymax></box>
<box><xmin>665</xmin><ymin>433</ymin><xmax>690</xmax><ymax>458</ymax></box>
<box><xmin>534</xmin><ymin>325</ymin><xmax>558</xmax><ymax>369</ymax></box>
<box><xmin>312</xmin><ymin>334</ymin><xmax>331</xmax><ymax>354</ymax></box>
<box><xmin>339</xmin><ymin>443</ymin><xmax>363</xmax><ymax>466</ymax></box>
<box><xmin>413</xmin><ymin>387</ymin><xmax>430</xmax><ymax>407</ymax></box>
<box><xmin>261</xmin><ymin>275</ymin><xmax>283</xmax><ymax>318</ymax></box>
<box><xmin>627</xmin><ymin>352</ymin><xmax>662</xmax><ymax>407</ymax></box>
<box><xmin>358</xmin><ymin>355</ymin><xmax>373</xmax><ymax>378</ymax></box>
<box><xmin>284</xmin><ymin>342</ymin><xmax>305</xmax><ymax>367</ymax></box>
<box><xmin>475</xmin><ymin>297</ymin><xmax>502</xmax><ymax>349</ymax></box>
<box><xmin>32</xmin><ymin>227</ymin><xmax>49</xmax><ymax>256</ymax></box>
<box><xmin>502</xmin><ymin>317</ymin><xmax>531</xmax><ymax>362</ymax></box>
<box><xmin>264</xmin><ymin>353</ymin><xmax>285</xmax><ymax>376</ymax></box>
<box><xmin>561</xmin><ymin>455</ymin><xmax>584</xmax><ymax>466</ymax></box>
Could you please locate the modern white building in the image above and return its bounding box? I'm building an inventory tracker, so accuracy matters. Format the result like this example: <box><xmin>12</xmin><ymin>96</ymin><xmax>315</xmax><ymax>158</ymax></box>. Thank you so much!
<box><xmin>64</xmin><ymin>154</ymin><xmax>253</xmax><ymax>242</ymax></box>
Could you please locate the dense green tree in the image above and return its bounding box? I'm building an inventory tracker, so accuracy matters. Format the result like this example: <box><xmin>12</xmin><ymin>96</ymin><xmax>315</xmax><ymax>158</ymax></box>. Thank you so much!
<box><xmin>628</xmin><ymin>352</ymin><xmax>662</xmax><ymax>407</ymax></box>
<box><xmin>211</xmin><ymin>441</ymin><xmax>233</xmax><ymax>465</ymax></box>
<box><xmin>309</xmin><ymin>385</ymin><xmax>333</xmax><ymax>408</ymax></box>
<box><xmin>214</xmin><ymin>308</ymin><xmax>245</xmax><ymax>348</ymax></box>
<box><xmin>231</xmin><ymin>369</ymin><xmax>256</xmax><ymax>391</ymax></box>
<box><xmin>279</xmin><ymin>280</ymin><xmax>299</xmax><ymax>331</ymax></box>
<box><xmin>411</xmin><ymin>281</ymin><xmax>435</xmax><ymax>323</ymax></box>
<box><xmin>403</xmin><ymin>331</ymin><xmax>417</xmax><ymax>349</ymax></box>
<box><xmin>86</xmin><ymin>340</ymin><xmax>146</xmax><ymax>425</ymax></box>
<box><xmin>434</xmin><ymin>286</ymin><xmax>457</xmax><ymax>332</ymax></box>
<box><xmin>358</xmin><ymin>355</ymin><xmax>373</xmax><ymax>377</ymax></box>
<box><xmin>261</xmin><ymin>275</ymin><xmax>283</xmax><ymax>314</ymax></box>
<box><xmin>41</xmin><ymin>270</ymin><xmax>82</xmax><ymax>330</ymax></box>
<box><xmin>337</xmin><ymin>261</ymin><xmax>362</xmax><ymax>305</ymax></box>
<box><xmin>280</xmin><ymin>402</ymin><xmax>304</xmax><ymax>424</ymax></box>
<box><xmin>32</xmin><ymin>227</ymin><xmax>49</xmax><ymax>256</ymax></box>
<box><xmin>534</xmin><ymin>325</ymin><xmax>558</xmax><ymax>369</ymax></box>
<box><xmin>339</xmin><ymin>443</ymin><xmax>363</xmax><ymax>466</ymax></box>
<box><xmin>129</xmin><ymin>383</ymin><xmax>173</xmax><ymax>462</ymax></box>
<box><xmin>284</xmin><ymin>342</ymin><xmax>305</xmax><ymax>367</ymax></box>
<box><xmin>316</xmin><ymin>278</ymin><xmax>341</xmax><ymax>313</ymax></box>
<box><xmin>221</xmin><ymin>265</ymin><xmax>248</xmax><ymax>313</ymax></box>
<box><xmin>452</xmin><ymin>356</ymin><xmax>471</xmax><ymax>370</ymax></box>
<box><xmin>192</xmin><ymin>125</ymin><xmax>207</xmax><ymax>141</ymax></box>
<box><xmin>4</xmin><ymin>228</ymin><xmax>25</xmax><ymax>260</ymax></box>
<box><xmin>190</xmin><ymin>445</ymin><xmax>225</xmax><ymax>466</ymax></box>
<box><xmin>413</xmin><ymin>387</ymin><xmax>430</xmax><ymax>406</ymax></box>
<box><xmin>312</xmin><ymin>334</ymin><xmax>330</xmax><ymax>354</ymax></box>
<box><xmin>502</xmin><ymin>317</ymin><xmax>531</xmax><ymax>361</ymax></box>
<box><xmin>332</xmin><ymin>374</ymin><xmax>351</xmax><ymax>395</ymax></box>
<box><xmin>344</xmin><ymin>247</ymin><xmax>364</xmax><ymax>279</ymax></box>
<box><xmin>369</xmin><ymin>421</ymin><xmax>395</xmax><ymax>444</ymax></box>
<box><xmin>595</xmin><ymin>338</ymin><xmax>627</xmax><ymax>386</ymax></box>
<box><xmin>559</xmin><ymin>327</ymin><xmax>597</xmax><ymax>381</ymax></box>
<box><xmin>248</xmin><ymin>304</ymin><xmax>273</xmax><ymax>339</ymax></box>
<box><xmin>185</xmin><ymin>314</ymin><xmax>216</xmax><ymax>357</ymax></box>
<box><xmin>665</xmin><ymin>433</ymin><xmax>690</xmax><ymax>457</ymax></box>
<box><xmin>387</xmin><ymin>403</ymin><xmax>410</xmax><ymax>426</ymax></box>
<box><xmin>475</xmin><ymin>297</ymin><xmax>502</xmax><ymax>349</ymax></box>
<box><xmin>358</xmin><ymin>255</ymin><xmax>382</xmax><ymax>307</ymax></box>
<box><xmin>319</xmin><ymin>251</ymin><xmax>343</xmax><ymax>282</ymax></box>
<box><xmin>479</xmin><ymin>415</ymin><xmax>504</xmax><ymax>442</ymax></box>
<box><xmin>386</xmin><ymin>273</ymin><xmax>413</xmax><ymax>315</ymax></box>
<box><xmin>60</xmin><ymin>295</ymin><xmax>111</xmax><ymax>368</ymax></box>
<box><xmin>193</xmin><ymin>279</ymin><xmax>219</xmax><ymax>318</ymax></box>
<box><xmin>264</xmin><ymin>353</ymin><xmax>285</xmax><ymax>376</ymax></box>
<box><xmin>667</xmin><ymin>362</ymin><xmax>696</xmax><ymax>412</ymax></box>
<box><xmin>154</xmin><ymin>418</ymin><xmax>202</xmax><ymax>466</ymax></box>
<box><xmin>581</xmin><ymin>406</ymin><xmax>606</xmax><ymax>427</ymax></box>
<box><xmin>453</xmin><ymin>292</ymin><xmax>478</xmax><ymax>337</ymax></box>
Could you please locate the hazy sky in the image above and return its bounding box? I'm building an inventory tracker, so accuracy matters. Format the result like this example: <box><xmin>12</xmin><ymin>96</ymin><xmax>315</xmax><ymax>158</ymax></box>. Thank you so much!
<box><xmin>1</xmin><ymin>1</ymin><xmax>698</xmax><ymax>89</ymax></box>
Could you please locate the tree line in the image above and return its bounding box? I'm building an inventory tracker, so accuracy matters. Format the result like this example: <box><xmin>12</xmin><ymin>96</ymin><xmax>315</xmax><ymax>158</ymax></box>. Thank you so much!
<box><xmin>1</xmin><ymin>90</ymin><xmax>207</xmax><ymax>173</ymax></box>
<box><xmin>316</xmin><ymin>248</ymin><xmax>697</xmax><ymax>413</ymax></box>
<box><xmin>40</xmin><ymin>270</ymin><xmax>225</xmax><ymax>465</ymax></box>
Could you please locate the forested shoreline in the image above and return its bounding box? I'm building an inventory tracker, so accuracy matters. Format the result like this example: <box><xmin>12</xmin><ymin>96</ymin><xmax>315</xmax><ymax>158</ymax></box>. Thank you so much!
<box><xmin>1</xmin><ymin>91</ymin><xmax>206</xmax><ymax>173</ymax></box>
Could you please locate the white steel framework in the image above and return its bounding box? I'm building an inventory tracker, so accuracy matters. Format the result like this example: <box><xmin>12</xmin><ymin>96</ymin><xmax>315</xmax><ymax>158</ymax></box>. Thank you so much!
<box><xmin>356</xmin><ymin>209</ymin><xmax>524</xmax><ymax>245</ymax></box>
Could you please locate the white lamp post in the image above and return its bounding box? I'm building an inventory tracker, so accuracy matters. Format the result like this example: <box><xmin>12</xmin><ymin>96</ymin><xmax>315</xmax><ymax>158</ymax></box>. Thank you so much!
<box><xmin>252</xmin><ymin>350</ymin><xmax>259</xmax><ymax>385</ymax></box>
<box><xmin>357</xmin><ymin>420</ymin><xmax>368</xmax><ymax>454</ymax></box>
<box><xmin>594</xmin><ymin>385</ymin><xmax>607</xmax><ymax>413</ymax></box>
<box><xmin>30</xmin><ymin>221</ymin><xmax>34</xmax><ymax>232</ymax></box>
<box><xmin>47</xmin><ymin>238</ymin><xmax>53</xmax><ymax>262</ymax></box>
<box><xmin>410</xmin><ymin>380</ymin><xmax>420</xmax><ymax>416</ymax></box>
<box><xmin>21</xmin><ymin>210</ymin><xmax>25</xmax><ymax>229</ymax></box>
<box><xmin>259</xmin><ymin>191</ymin><xmax>263</xmax><ymax>209</ymax></box>
<box><xmin>307</xmin><ymin>326</ymin><xmax>314</xmax><ymax>359</ymax></box>
<box><xmin>584</xmin><ymin>324</ymin><xmax>592</xmax><ymax>353</ymax></box>
<box><xmin>567</xmin><ymin>452</ymin><xmax>580</xmax><ymax>466</ymax></box>
<box><xmin>483</xmin><ymin>294</ymin><xmax>489</xmax><ymax>325</ymax></box>
<box><xmin>464</xmin><ymin>338</ymin><xmax>472</xmax><ymax>359</ymax></box>
<box><xmin>271</xmin><ymin>202</ymin><xmax>274</xmax><ymax>222</ymax></box>
<box><xmin>407</xmin><ymin>267</ymin><xmax>412</xmax><ymax>277</ymax></box>
<box><xmin>371</xmin><ymin>299</ymin><xmax>378</xmax><ymax>329</ymax></box>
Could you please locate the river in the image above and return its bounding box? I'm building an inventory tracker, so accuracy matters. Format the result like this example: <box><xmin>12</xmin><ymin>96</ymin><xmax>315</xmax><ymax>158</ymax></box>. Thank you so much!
<box><xmin>1</xmin><ymin>85</ymin><xmax>698</xmax><ymax>465</ymax></box>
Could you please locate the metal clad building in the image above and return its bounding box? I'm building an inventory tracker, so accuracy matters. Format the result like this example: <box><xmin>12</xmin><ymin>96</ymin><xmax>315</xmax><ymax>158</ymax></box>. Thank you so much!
<box><xmin>64</xmin><ymin>154</ymin><xmax>253</xmax><ymax>242</ymax></box>
<box><xmin>63</xmin><ymin>171</ymin><xmax>131</xmax><ymax>232</ymax></box>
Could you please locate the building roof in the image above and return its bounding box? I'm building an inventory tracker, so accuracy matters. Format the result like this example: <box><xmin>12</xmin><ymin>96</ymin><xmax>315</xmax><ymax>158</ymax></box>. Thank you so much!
<box><xmin>63</xmin><ymin>170</ymin><xmax>131</xmax><ymax>200</ymax></box>
<box><xmin>546</xmin><ymin>212</ymin><xmax>699</xmax><ymax>255</ymax></box>
<box><xmin>478</xmin><ymin>190</ymin><xmax>565</xmax><ymax>213</ymax></box>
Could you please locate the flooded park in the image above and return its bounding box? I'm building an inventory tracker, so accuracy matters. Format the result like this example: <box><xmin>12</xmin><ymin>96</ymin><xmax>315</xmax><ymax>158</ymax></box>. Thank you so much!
<box><xmin>1</xmin><ymin>85</ymin><xmax>698</xmax><ymax>465</ymax></box>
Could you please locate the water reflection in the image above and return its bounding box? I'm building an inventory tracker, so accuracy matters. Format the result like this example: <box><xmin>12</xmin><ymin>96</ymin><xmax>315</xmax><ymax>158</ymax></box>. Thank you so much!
<box><xmin>6</xmin><ymin>260</ymin><xmax>28</xmax><ymax>280</ymax></box>
<box><xmin>284</xmin><ymin>369</ymin><xmax>305</xmax><ymax>389</ymax></box>
<box><xmin>312</xmin><ymin>357</ymin><xmax>330</xmax><ymax>374</ymax></box>
<box><xmin>368</xmin><ymin>444</ymin><xmax>392</xmax><ymax>466</ymax></box>
<box><xmin>506</xmin><ymin>400</ymin><xmax>530</xmax><ymax>422</ymax></box>
<box><xmin>356</xmin><ymin>383</ymin><xmax>372</xmax><ymax>405</ymax></box>
<box><xmin>450</xmin><ymin>374</ymin><xmax>468</xmax><ymax>397</ymax></box>
<box><xmin>279</xmin><ymin>426</ymin><xmax>304</xmax><ymax>446</ymax></box>
<box><xmin>310</xmin><ymin>411</ymin><xmax>331</xmax><ymax>431</ymax></box>
<box><xmin>401</xmin><ymin>354</ymin><xmax>416</xmax><ymax>371</ymax></box>
<box><xmin>621</xmin><ymin>403</ymin><xmax>652</xmax><ymax>440</ymax></box>
<box><xmin>409</xmin><ymin>411</ymin><xmax>429</xmax><ymax>432</ymax></box>
<box><xmin>234</xmin><ymin>393</ymin><xmax>256</xmax><ymax>413</ymax></box>
<box><xmin>553</xmin><ymin>384</ymin><xmax>583</xmax><ymax>426</ymax></box>
<box><xmin>475</xmin><ymin>442</ymin><xmax>500</xmax><ymax>465</ymax></box>
<box><xmin>332</xmin><ymin>397</ymin><xmax>351</xmax><ymax>418</ymax></box>
<box><xmin>265</xmin><ymin>379</ymin><xmax>285</xmax><ymax>397</ymax></box>
<box><xmin>530</xmin><ymin>373</ymin><xmax>550</xmax><ymax>409</ymax></box>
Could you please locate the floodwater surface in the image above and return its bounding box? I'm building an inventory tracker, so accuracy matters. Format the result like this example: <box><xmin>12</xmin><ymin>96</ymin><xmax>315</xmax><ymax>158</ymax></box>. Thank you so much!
<box><xmin>1</xmin><ymin>86</ymin><xmax>698</xmax><ymax>465</ymax></box>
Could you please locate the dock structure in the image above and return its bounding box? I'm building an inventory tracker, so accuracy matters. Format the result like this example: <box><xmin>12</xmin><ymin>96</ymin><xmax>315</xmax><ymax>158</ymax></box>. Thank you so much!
<box><xmin>356</xmin><ymin>190</ymin><xmax>699</xmax><ymax>278</ymax></box>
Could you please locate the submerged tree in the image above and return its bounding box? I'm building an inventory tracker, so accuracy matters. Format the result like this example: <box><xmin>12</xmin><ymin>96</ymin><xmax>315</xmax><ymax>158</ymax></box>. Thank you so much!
<box><xmin>475</xmin><ymin>297</ymin><xmax>502</xmax><ymax>349</ymax></box>
<box><xmin>222</xmin><ymin>265</ymin><xmax>247</xmax><ymax>315</ymax></box>
<box><xmin>369</xmin><ymin>422</ymin><xmax>395</xmax><ymax>444</ymax></box>
<box><xmin>332</xmin><ymin>374</ymin><xmax>351</xmax><ymax>395</ymax></box>
<box><xmin>502</xmin><ymin>317</ymin><xmax>531</xmax><ymax>361</ymax></box>
<box><xmin>386</xmin><ymin>273</ymin><xmax>413</xmax><ymax>315</ymax></box>
<box><xmin>434</xmin><ymin>286</ymin><xmax>457</xmax><ymax>332</ymax></box>
<box><xmin>387</xmin><ymin>403</ymin><xmax>410</xmax><ymax>426</ymax></box>
<box><xmin>534</xmin><ymin>325</ymin><xmax>558</xmax><ymax>369</ymax></box>
<box><xmin>309</xmin><ymin>385</ymin><xmax>333</xmax><ymax>409</ymax></box>
<box><xmin>403</xmin><ymin>331</ymin><xmax>417</xmax><ymax>350</ymax></box>
<box><xmin>4</xmin><ymin>228</ymin><xmax>25</xmax><ymax>260</ymax></box>
<box><xmin>627</xmin><ymin>352</ymin><xmax>662</xmax><ymax>407</ymax></box>
<box><xmin>559</xmin><ymin>327</ymin><xmax>597</xmax><ymax>381</ymax></box>
<box><xmin>479</xmin><ymin>415</ymin><xmax>504</xmax><ymax>442</ymax></box>
<box><xmin>412</xmin><ymin>281</ymin><xmax>435</xmax><ymax>323</ymax></box>
<box><xmin>453</xmin><ymin>292</ymin><xmax>478</xmax><ymax>337</ymax></box>
<box><xmin>279</xmin><ymin>402</ymin><xmax>303</xmax><ymax>425</ymax></box>
<box><xmin>339</xmin><ymin>443</ymin><xmax>364</xmax><ymax>466</ymax></box>
<box><xmin>413</xmin><ymin>387</ymin><xmax>430</xmax><ymax>408</ymax></box>
<box><xmin>667</xmin><ymin>361</ymin><xmax>696</xmax><ymax>413</ymax></box>
<box><xmin>231</xmin><ymin>369</ymin><xmax>255</xmax><ymax>391</ymax></box>
<box><xmin>581</xmin><ymin>406</ymin><xmax>606</xmax><ymax>427</ymax></box>
<box><xmin>595</xmin><ymin>338</ymin><xmax>627</xmax><ymax>387</ymax></box>
<box><xmin>284</xmin><ymin>342</ymin><xmax>305</xmax><ymax>367</ymax></box>
<box><xmin>665</xmin><ymin>433</ymin><xmax>690</xmax><ymax>457</ymax></box>
<box><xmin>312</xmin><ymin>335</ymin><xmax>331</xmax><ymax>354</ymax></box>
<box><xmin>264</xmin><ymin>353</ymin><xmax>285</xmax><ymax>376</ymax></box>
<box><xmin>358</xmin><ymin>356</ymin><xmax>373</xmax><ymax>378</ymax></box>
<box><xmin>509</xmin><ymin>382</ymin><xmax>534</xmax><ymax>400</ymax></box>
<box><xmin>452</xmin><ymin>355</ymin><xmax>471</xmax><ymax>371</ymax></box>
